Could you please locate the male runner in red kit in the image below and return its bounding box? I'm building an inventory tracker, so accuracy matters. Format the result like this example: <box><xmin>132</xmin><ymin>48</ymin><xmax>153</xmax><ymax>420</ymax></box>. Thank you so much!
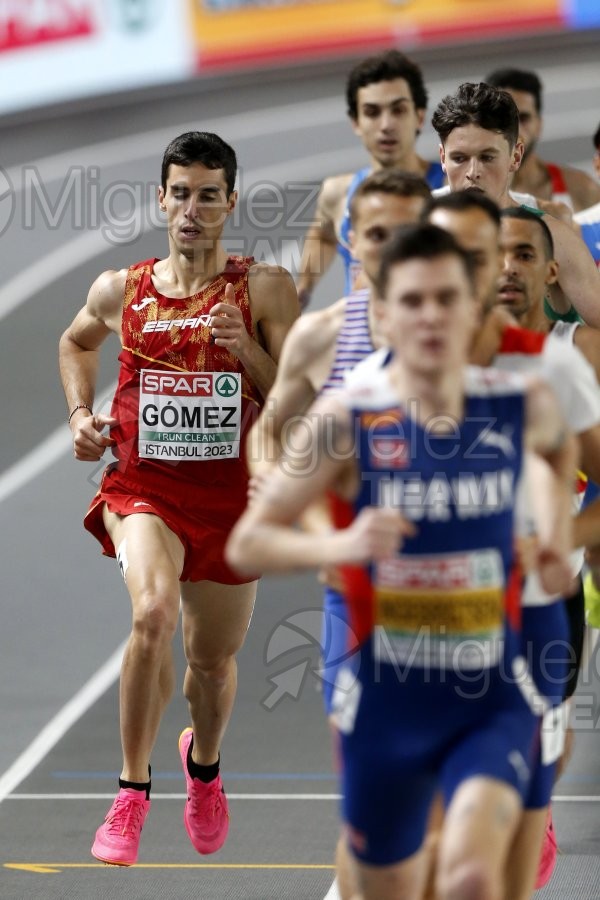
<box><xmin>59</xmin><ymin>131</ymin><xmax>298</xmax><ymax>866</ymax></box>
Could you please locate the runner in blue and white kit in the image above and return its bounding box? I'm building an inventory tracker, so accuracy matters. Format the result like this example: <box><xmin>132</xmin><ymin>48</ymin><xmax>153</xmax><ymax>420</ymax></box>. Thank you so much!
<box><xmin>228</xmin><ymin>223</ymin><xmax>576</xmax><ymax>900</ymax></box>
<box><xmin>297</xmin><ymin>50</ymin><xmax>443</xmax><ymax>308</ymax></box>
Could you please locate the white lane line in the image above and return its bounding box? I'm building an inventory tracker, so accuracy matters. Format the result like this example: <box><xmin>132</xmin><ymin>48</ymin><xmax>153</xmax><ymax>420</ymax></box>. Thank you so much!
<box><xmin>0</xmin><ymin>643</ymin><xmax>126</xmax><ymax>805</ymax></box>
<box><xmin>0</xmin><ymin>423</ymin><xmax>71</xmax><ymax>504</ymax></box>
<box><xmin>0</xmin><ymin>229</ymin><xmax>119</xmax><ymax>326</ymax></box>
<box><xmin>5</xmin><ymin>793</ymin><xmax>598</xmax><ymax>801</ymax></box>
<box><xmin>7</xmin><ymin>793</ymin><xmax>341</xmax><ymax>800</ymax></box>
<box><xmin>3</xmin><ymin>96</ymin><xmax>347</xmax><ymax>191</ymax></box>
<box><xmin>0</xmin><ymin>145</ymin><xmax>363</xmax><ymax>324</ymax></box>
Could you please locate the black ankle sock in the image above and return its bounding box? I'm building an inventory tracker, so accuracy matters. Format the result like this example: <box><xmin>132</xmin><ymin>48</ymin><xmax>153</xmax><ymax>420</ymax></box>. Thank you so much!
<box><xmin>119</xmin><ymin>765</ymin><xmax>151</xmax><ymax>799</ymax></box>
<box><xmin>186</xmin><ymin>739</ymin><xmax>220</xmax><ymax>783</ymax></box>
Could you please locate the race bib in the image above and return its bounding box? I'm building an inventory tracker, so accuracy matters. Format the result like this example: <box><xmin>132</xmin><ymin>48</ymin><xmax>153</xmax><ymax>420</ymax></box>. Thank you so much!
<box><xmin>373</xmin><ymin>549</ymin><xmax>504</xmax><ymax>669</ymax></box>
<box><xmin>138</xmin><ymin>370</ymin><xmax>241</xmax><ymax>461</ymax></box>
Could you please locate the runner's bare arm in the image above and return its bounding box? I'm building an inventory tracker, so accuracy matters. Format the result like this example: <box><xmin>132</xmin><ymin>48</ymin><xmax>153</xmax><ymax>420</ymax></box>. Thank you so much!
<box><xmin>246</xmin><ymin>307</ymin><xmax>336</xmax><ymax>476</ymax></box>
<box><xmin>525</xmin><ymin>378</ymin><xmax>579</xmax><ymax>594</ymax></box>
<box><xmin>537</xmin><ymin>197</ymin><xmax>578</xmax><ymax>231</ymax></box>
<box><xmin>469</xmin><ymin>305</ymin><xmax>516</xmax><ymax>366</ymax></box>
<box><xmin>542</xmin><ymin>214</ymin><xmax>600</xmax><ymax>326</ymax></box>
<box><xmin>562</xmin><ymin>167</ymin><xmax>600</xmax><ymax>213</ymax></box>
<box><xmin>59</xmin><ymin>268</ymin><xmax>125</xmax><ymax>460</ymax></box>
<box><xmin>246</xmin><ymin>264</ymin><xmax>300</xmax><ymax>398</ymax></box>
<box><xmin>296</xmin><ymin>176</ymin><xmax>348</xmax><ymax>308</ymax></box>
<box><xmin>208</xmin><ymin>266</ymin><xmax>298</xmax><ymax>401</ymax></box>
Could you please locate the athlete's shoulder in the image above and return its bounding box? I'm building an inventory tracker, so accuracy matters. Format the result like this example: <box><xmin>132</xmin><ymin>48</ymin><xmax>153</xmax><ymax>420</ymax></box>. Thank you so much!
<box><xmin>247</xmin><ymin>261</ymin><xmax>298</xmax><ymax>310</ymax></box>
<box><xmin>247</xmin><ymin>259</ymin><xmax>293</xmax><ymax>280</ymax></box>
<box><xmin>279</xmin><ymin>298</ymin><xmax>346</xmax><ymax>373</ymax></box>
<box><xmin>319</xmin><ymin>172</ymin><xmax>355</xmax><ymax>206</ymax></box>
<box><xmin>295</xmin><ymin>295</ymin><xmax>347</xmax><ymax>342</ymax></box>
<box><xmin>246</xmin><ymin>260</ymin><xmax>296</xmax><ymax>299</ymax></box>
<box><xmin>561</xmin><ymin>166</ymin><xmax>600</xmax><ymax>211</ymax></box>
<box><xmin>93</xmin><ymin>266</ymin><xmax>129</xmax><ymax>290</ymax></box>
<box><xmin>88</xmin><ymin>267</ymin><xmax>129</xmax><ymax>316</ymax></box>
<box><xmin>80</xmin><ymin>267</ymin><xmax>129</xmax><ymax>333</ymax></box>
<box><xmin>537</xmin><ymin>197</ymin><xmax>576</xmax><ymax>228</ymax></box>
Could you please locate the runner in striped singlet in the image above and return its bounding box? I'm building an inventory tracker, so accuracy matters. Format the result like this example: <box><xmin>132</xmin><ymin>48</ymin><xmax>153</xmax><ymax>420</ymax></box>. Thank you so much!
<box><xmin>249</xmin><ymin>169</ymin><xmax>430</xmax><ymax>704</ymax></box>
<box><xmin>319</xmin><ymin>289</ymin><xmax>374</xmax><ymax>394</ymax></box>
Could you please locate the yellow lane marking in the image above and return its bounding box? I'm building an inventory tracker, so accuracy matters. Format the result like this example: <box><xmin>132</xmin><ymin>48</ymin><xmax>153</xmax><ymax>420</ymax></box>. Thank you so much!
<box><xmin>6</xmin><ymin>864</ymin><xmax>62</xmax><ymax>873</ymax></box>
<box><xmin>5</xmin><ymin>862</ymin><xmax>335</xmax><ymax>874</ymax></box>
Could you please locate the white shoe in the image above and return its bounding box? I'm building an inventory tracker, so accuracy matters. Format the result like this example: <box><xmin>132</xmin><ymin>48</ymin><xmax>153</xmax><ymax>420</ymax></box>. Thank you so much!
<box><xmin>323</xmin><ymin>877</ymin><xmax>341</xmax><ymax>900</ymax></box>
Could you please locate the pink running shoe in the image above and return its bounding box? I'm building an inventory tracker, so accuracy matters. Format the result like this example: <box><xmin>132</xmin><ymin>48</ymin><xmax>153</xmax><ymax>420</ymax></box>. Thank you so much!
<box><xmin>178</xmin><ymin>727</ymin><xmax>229</xmax><ymax>854</ymax></box>
<box><xmin>535</xmin><ymin>806</ymin><xmax>558</xmax><ymax>889</ymax></box>
<box><xmin>91</xmin><ymin>788</ymin><xmax>151</xmax><ymax>866</ymax></box>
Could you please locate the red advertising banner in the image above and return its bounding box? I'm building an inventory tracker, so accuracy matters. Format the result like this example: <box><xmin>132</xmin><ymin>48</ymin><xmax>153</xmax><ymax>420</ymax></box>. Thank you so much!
<box><xmin>0</xmin><ymin>1</ymin><xmax>97</xmax><ymax>53</ymax></box>
<box><xmin>190</xmin><ymin>0</ymin><xmax>564</xmax><ymax>70</ymax></box>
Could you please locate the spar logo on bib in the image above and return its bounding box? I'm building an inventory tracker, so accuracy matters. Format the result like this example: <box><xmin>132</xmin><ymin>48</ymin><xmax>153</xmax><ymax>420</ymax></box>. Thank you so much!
<box><xmin>141</xmin><ymin>372</ymin><xmax>213</xmax><ymax>396</ymax></box>
<box><xmin>215</xmin><ymin>374</ymin><xmax>238</xmax><ymax>398</ymax></box>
